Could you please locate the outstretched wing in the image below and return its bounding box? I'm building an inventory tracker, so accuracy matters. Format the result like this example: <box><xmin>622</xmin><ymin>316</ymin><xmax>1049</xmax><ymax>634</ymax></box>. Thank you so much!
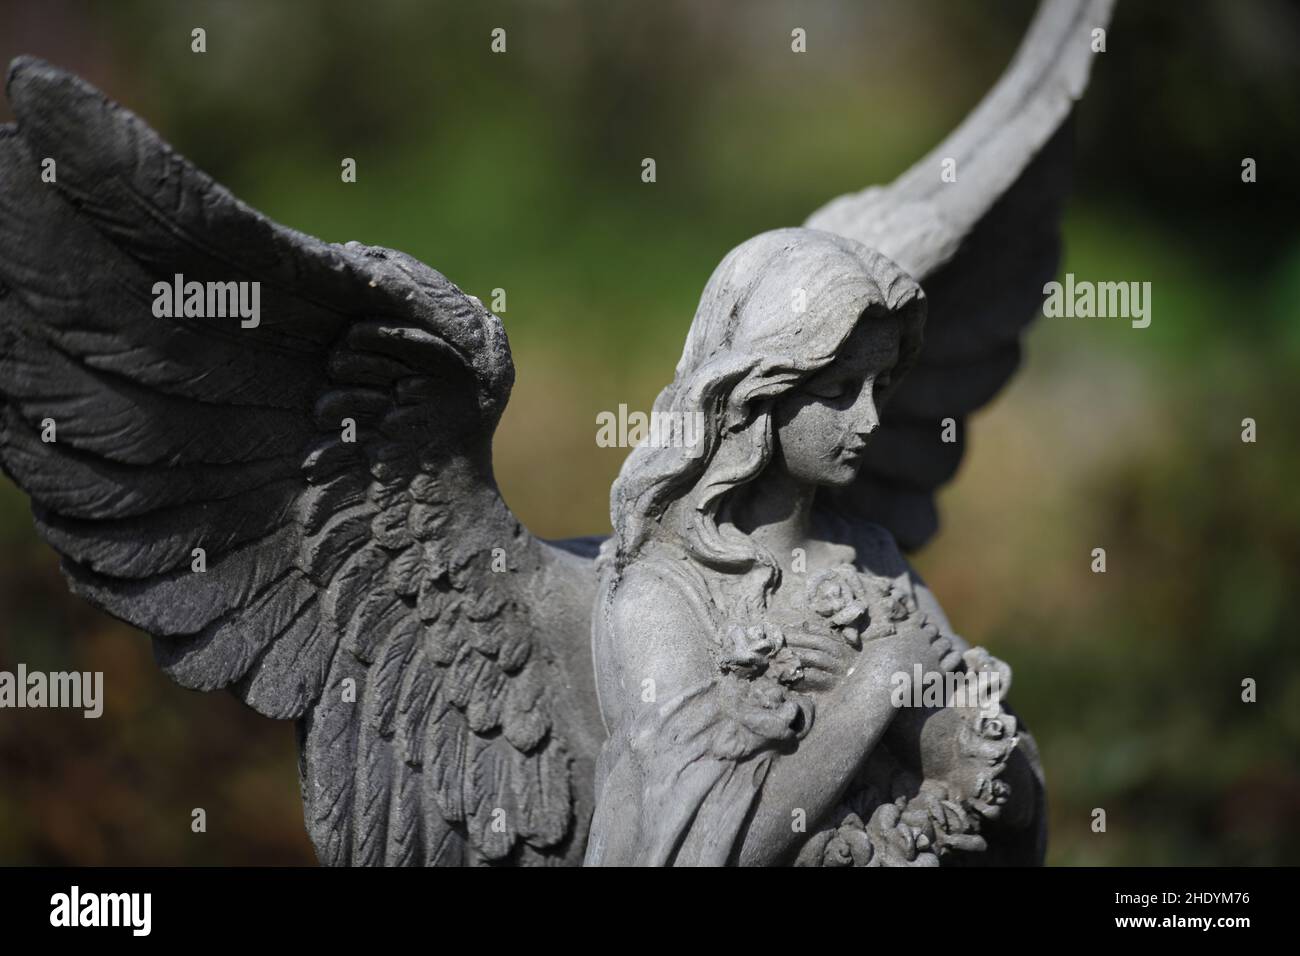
<box><xmin>807</xmin><ymin>0</ymin><xmax>1114</xmax><ymax>550</ymax></box>
<box><xmin>0</xmin><ymin>57</ymin><xmax>602</xmax><ymax>865</ymax></box>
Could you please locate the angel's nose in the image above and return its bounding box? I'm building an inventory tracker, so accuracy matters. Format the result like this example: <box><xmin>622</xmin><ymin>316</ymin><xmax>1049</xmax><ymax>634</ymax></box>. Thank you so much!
<box><xmin>851</xmin><ymin>388</ymin><xmax>881</xmax><ymax>437</ymax></box>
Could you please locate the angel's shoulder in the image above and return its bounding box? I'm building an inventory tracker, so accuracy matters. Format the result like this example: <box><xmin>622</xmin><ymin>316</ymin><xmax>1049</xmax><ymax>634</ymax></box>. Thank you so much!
<box><xmin>611</xmin><ymin>547</ymin><xmax>717</xmax><ymax>633</ymax></box>
<box><xmin>602</xmin><ymin>547</ymin><xmax>718</xmax><ymax>676</ymax></box>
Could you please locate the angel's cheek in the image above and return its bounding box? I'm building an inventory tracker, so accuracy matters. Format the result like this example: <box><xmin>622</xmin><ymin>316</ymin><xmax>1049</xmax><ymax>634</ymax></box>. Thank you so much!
<box><xmin>774</xmin><ymin>399</ymin><xmax>850</xmax><ymax>486</ymax></box>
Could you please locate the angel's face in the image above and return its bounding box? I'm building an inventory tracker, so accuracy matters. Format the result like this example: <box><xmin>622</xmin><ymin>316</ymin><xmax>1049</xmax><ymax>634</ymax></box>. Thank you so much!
<box><xmin>773</xmin><ymin>318</ymin><xmax>900</xmax><ymax>487</ymax></box>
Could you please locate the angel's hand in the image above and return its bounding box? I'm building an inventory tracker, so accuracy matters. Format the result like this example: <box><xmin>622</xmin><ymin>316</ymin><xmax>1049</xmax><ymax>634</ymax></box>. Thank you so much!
<box><xmin>780</xmin><ymin>626</ymin><xmax>856</xmax><ymax>692</ymax></box>
<box><xmin>911</xmin><ymin>614</ymin><xmax>965</xmax><ymax>674</ymax></box>
<box><xmin>841</xmin><ymin>612</ymin><xmax>959</xmax><ymax>698</ymax></box>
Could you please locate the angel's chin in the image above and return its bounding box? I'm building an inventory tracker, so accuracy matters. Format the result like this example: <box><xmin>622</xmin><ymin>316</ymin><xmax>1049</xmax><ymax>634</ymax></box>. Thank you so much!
<box><xmin>818</xmin><ymin>460</ymin><xmax>864</xmax><ymax>488</ymax></box>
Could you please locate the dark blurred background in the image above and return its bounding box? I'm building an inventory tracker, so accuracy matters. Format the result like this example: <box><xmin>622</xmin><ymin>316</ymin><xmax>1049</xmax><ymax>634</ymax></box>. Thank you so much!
<box><xmin>0</xmin><ymin>0</ymin><xmax>1297</xmax><ymax>865</ymax></box>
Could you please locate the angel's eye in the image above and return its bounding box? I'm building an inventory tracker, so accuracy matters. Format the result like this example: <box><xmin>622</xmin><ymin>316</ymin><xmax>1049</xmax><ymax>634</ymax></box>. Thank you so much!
<box><xmin>804</xmin><ymin>379</ymin><xmax>851</xmax><ymax>401</ymax></box>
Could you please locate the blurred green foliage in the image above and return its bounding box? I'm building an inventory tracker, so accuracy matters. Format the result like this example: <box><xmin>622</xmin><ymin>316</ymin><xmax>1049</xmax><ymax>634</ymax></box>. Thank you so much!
<box><xmin>0</xmin><ymin>0</ymin><xmax>1296</xmax><ymax>865</ymax></box>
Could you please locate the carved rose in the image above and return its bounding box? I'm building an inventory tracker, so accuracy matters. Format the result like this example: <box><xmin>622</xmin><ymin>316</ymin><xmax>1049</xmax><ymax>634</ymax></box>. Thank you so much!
<box><xmin>718</xmin><ymin>620</ymin><xmax>805</xmax><ymax>687</ymax></box>
<box><xmin>804</xmin><ymin>565</ymin><xmax>869</xmax><ymax>647</ymax></box>
<box><xmin>946</xmin><ymin>702</ymin><xmax>1018</xmax><ymax>821</ymax></box>
<box><xmin>821</xmin><ymin>815</ymin><xmax>875</xmax><ymax>867</ymax></box>
<box><xmin>877</xmin><ymin>580</ymin><xmax>912</xmax><ymax>622</ymax></box>
<box><xmin>961</xmin><ymin>646</ymin><xmax>1013</xmax><ymax>700</ymax></box>
<box><xmin>973</xmin><ymin>713</ymin><xmax>1012</xmax><ymax>742</ymax></box>
<box><xmin>710</xmin><ymin>674</ymin><xmax>812</xmax><ymax>760</ymax></box>
<box><xmin>719</xmin><ymin>621</ymin><xmax>783</xmax><ymax>677</ymax></box>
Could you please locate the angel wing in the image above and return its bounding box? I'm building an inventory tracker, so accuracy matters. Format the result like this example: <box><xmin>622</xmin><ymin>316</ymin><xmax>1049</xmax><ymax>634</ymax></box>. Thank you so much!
<box><xmin>808</xmin><ymin>0</ymin><xmax>1114</xmax><ymax>550</ymax></box>
<box><xmin>0</xmin><ymin>57</ymin><xmax>606</xmax><ymax>865</ymax></box>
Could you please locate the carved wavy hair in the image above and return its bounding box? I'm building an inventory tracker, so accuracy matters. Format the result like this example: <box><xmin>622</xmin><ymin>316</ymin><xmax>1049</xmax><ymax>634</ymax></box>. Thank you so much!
<box><xmin>607</xmin><ymin>227</ymin><xmax>925</xmax><ymax>621</ymax></box>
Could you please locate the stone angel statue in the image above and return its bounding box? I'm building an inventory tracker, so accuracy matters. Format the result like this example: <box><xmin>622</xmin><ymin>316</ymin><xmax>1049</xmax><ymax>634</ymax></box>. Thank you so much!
<box><xmin>0</xmin><ymin>0</ymin><xmax>1111</xmax><ymax>866</ymax></box>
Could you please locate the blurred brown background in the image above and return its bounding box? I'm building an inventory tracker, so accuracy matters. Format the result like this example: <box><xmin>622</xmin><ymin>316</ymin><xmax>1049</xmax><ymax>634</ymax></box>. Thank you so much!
<box><xmin>1</xmin><ymin>0</ymin><xmax>1297</xmax><ymax>865</ymax></box>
